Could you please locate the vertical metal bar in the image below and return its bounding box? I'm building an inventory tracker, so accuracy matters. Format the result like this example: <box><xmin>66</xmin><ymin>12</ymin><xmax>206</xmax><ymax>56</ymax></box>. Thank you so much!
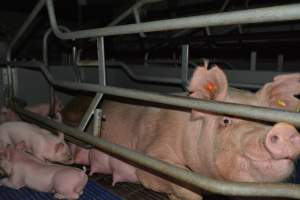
<box><xmin>133</xmin><ymin>7</ymin><xmax>146</xmax><ymax>38</ymax></box>
<box><xmin>181</xmin><ymin>45</ymin><xmax>189</xmax><ymax>90</ymax></box>
<box><xmin>93</xmin><ymin>108</ymin><xmax>101</xmax><ymax>137</ymax></box>
<box><xmin>5</xmin><ymin>0</ymin><xmax>45</xmax><ymax>101</ymax></box>
<box><xmin>250</xmin><ymin>51</ymin><xmax>257</xmax><ymax>71</ymax></box>
<box><xmin>277</xmin><ymin>54</ymin><xmax>284</xmax><ymax>71</ymax></box>
<box><xmin>43</xmin><ymin>26</ymin><xmax>71</xmax><ymax>117</ymax></box>
<box><xmin>78</xmin><ymin>37</ymin><xmax>106</xmax><ymax>131</ymax></box>
<box><xmin>97</xmin><ymin>37</ymin><xmax>106</xmax><ymax>86</ymax></box>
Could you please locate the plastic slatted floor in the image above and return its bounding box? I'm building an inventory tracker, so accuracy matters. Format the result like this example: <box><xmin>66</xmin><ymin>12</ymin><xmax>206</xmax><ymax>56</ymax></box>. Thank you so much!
<box><xmin>0</xmin><ymin>180</ymin><xmax>122</xmax><ymax>200</ymax></box>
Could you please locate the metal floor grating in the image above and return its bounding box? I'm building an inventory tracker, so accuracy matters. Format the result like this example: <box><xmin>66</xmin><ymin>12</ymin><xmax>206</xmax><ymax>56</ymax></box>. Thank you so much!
<box><xmin>0</xmin><ymin>180</ymin><xmax>122</xmax><ymax>200</ymax></box>
<box><xmin>92</xmin><ymin>174</ymin><xmax>230</xmax><ymax>200</ymax></box>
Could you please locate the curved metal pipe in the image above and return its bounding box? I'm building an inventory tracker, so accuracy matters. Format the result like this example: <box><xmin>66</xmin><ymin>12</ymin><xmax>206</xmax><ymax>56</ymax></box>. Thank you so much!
<box><xmin>43</xmin><ymin>26</ymin><xmax>71</xmax><ymax>117</ymax></box>
<box><xmin>46</xmin><ymin>0</ymin><xmax>300</xmax><ymax>40</ymax></box>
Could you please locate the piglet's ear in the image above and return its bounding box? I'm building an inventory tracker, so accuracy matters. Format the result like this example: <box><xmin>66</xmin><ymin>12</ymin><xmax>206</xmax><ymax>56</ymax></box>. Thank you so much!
<box><xmin>257</xmin><ymin>73</ymin><xmax>300</xmax><ymax>112</ymax></box>
<box><xmin>55</xmin><ymin>142</ymin><xmax>64</xmax><ymax>153</ymax></box>
<box><xmin>189</xmin><ymin>61</ymin><xmax>228</xmax><ymax>120</ymax></box>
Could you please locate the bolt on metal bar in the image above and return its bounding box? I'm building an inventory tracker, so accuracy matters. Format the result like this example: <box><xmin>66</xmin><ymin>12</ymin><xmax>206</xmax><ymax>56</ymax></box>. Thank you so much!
<box><xmin>9</xmin><ymin>104</ymin><xmax>300</xmax><ymax>199</ymax></box>
<box><xmin>46</xmin><ymin>0</ymin><xmax>300</xmax><ymax>40</ymax></box>
<box><xmin>3</xmin><ymin>60</ymin><xmax>300</xmax><ymax>128</ymax></box>
<box><xmin>6</xmin><ymin>0</ymin><xmax>45</xmax><ymax>99</ymax></box>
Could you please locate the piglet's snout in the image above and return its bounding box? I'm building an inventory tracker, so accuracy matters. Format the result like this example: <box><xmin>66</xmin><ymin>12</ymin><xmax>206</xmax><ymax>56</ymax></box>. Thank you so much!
<box><xmin>265</xmin><ymin>123</ymin><xmax>300</xmax><ymax>160</ymax></box>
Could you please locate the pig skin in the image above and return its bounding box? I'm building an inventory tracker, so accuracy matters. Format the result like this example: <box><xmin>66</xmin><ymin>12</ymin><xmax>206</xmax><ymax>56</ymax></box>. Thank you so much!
<box><xmin>0</xmin><ymin>146</ymin><xmax>87</xmax><ymax>199</ymax></box>
<box><xmin>0</xmin><ymin>121</ymin><xmax>73</xmax><ymax>164</ymax></box>
<box><xmin>62</xmin><ymin>64</ymin><xmax>300</xmax><ymax>200</ymax></box>
<box><xmin>0</xmin><ymin>96</ymin><xmax>63</xmax><ymax>123</ymax></box>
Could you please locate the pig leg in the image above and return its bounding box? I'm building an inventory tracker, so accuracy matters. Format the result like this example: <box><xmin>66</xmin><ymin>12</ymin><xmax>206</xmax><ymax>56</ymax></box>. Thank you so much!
<box><xmin>0</xmin><ymin>177</ymin><xmax>22</xmax><ymax>189</ymax></box>
<box><xmin>137</xmin><ymin>163</ymin><xmax>202</xmax><ymax>200</ymax></box>
<box><xmin>136</xmin><ymin>147</ymin><xmax>203</xmax><ymax>200</ymax></box>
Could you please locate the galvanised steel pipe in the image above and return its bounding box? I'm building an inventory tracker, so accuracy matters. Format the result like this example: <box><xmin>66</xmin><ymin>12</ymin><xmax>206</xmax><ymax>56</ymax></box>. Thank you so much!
<box><xmin>108</xmin><ymin>0</ymin><xmax>162</xmax><ymax>26</ymax></box>
<box><xmin>79</xmin><ymin>60</ymin><xmax>181</xmax><ymax>85</ymax></box>
<box><xmin>3</xmin><ymin>60</ymin><xmax>300</xmax><ymax>128</ymax></box>
<box><xmin>43</xmin><ymin>25</ymin><xmax>71</xmax><ymax>117</ymax></box>
<box><xmin>46</xmin><ymin>0</ymin><xmax>300</xmax><ymax>40</ymax></box>
<box><xmin>10</xmin><ymin>104</ymin><xmax>300</xmax><ymax>199</ymax></box>
<box><xmin>6</xmin><ymin>0</ymin><xmax>46</xmax><ymax>98</ymax></box>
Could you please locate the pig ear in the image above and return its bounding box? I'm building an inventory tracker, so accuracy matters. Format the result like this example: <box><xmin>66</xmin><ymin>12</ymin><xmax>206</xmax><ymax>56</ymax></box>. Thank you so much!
<box><xmin>55</xmin><ymin>142</ymin><xmax>64</xmax><ymax>153</ymax></box>
<box><xmin>257</xmin><ymin>73</ymin><xmax>300</xmax><ymax>111</ymax></box>
<box><xmin>188</xmin><ymin>61</ymin><xmax>228</xmax><ymax>119</ymax></box>
<box><xmin>57</xmin><ymin>132</ymin><xmax>64</xmax><ymax>140</ymax></box>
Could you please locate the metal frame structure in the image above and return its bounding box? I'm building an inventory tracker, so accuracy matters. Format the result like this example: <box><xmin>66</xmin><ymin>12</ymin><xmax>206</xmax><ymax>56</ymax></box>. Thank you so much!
<box><xmin>3</xmin><ymin>0</ymin><xmax>300</xmax><ymax>199</ymax></box>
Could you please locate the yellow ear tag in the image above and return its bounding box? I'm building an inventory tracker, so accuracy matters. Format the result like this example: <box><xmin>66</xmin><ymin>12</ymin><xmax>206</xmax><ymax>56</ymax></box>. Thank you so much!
<box><xmin>296</xmin><ymin>104</ymin><xmax>300</xmax><ymax>112</ymax></box>
<box><xmin>276</xmin><ymin>99</ymin><xmax>286</xmax><ymax>107</ymax></box>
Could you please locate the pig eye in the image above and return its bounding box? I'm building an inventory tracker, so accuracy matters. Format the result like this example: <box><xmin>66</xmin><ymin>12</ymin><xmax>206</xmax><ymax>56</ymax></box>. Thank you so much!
<box><xmin>221</xmin><ymin>117</ymin><xmax>232</xmax><ymax>127</ymax></box>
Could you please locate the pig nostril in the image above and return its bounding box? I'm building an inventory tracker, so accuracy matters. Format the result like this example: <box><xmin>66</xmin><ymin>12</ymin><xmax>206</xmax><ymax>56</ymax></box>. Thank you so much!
<box><xmin>271</xmin><ymin>135</ymin><xmax>279</xmax><ymax>144</ymax></box>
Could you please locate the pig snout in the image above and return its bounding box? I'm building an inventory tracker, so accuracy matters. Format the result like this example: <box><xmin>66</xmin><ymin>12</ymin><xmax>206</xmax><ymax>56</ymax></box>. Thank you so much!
<box><xmin>265</xmin><ymin>123</ymin><xmax>300</xmax><ymax>160</ymax></box>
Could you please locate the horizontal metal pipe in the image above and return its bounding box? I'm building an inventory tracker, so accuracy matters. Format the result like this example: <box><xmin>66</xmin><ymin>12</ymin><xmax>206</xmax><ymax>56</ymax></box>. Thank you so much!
<box><xmin>46</xmin><ymin>0</ymin><xmax>300</xmax><ymax>39</ymax></box>
<box><xmin>79</xmin><ymin>60</ymin><xmax>181</xmax><ymax>84</ymax></box>
<box><xmin>2</xmin><ymin>60</ymin><xmax>300</xmax><ymax>128</ymax></box>
<box><xmin>10</xmin><ymin>104</ymin><xmax>300</xmax><ymax>199</ymax></box>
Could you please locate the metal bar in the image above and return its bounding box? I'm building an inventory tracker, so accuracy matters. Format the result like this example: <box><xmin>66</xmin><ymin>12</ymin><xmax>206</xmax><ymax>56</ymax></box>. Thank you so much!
<box><xmin>78</xmin><ymin>37</ymin><xmax>106</xmax><ymax>131</ymax></box>
<box><xmin>277</xmin><ymin>54</ymin><xmax>284</xmax><ymax>71</ymax></box>
<box><xmin>97</xmin><ymin>37</ymin><xmax>106</xmax><ymax>86</ymax></box>
<box><xmin>93</xmin><ymin>108</ymin><xmax>101</xmax><ymax>137</ymax></box>
<box><xmin>43</xmin><ymin>26</ymin><xmax>71</xmax><ymax>117</ymax></box>
<box><xmin>133</xmin><ymin>7</ymin><xmax>146</xmax><ymax>38</ymax></box>
<box><xmin>4</xmin><ymin>60</ymin><xmax>300</xmax><ymax>128</ymax></box>
<box><xmin>10</xmin><ymin>104</ymin><xmax>300</xmax><ymax>199</ymax></box>
<box><xmin>105</xmin><ymin>60</ymin><xmax>182</xmax><ymax>85</ymax></box>
<box><xmin>5</xmin><ymin>0</ymin><xmax>45</xmax><ymax>99</ymax></box>
<box><xmin>46</xmin><ymin>0</ymin><xmax>300</xmax><ymax>39</ymax></box>
<box><xmin>250</xmin><ymin>51</ymin><xmax>257</xmax><ymax>71</ymax></box>
<box><xmin>181</xmin><ymin>45</ymin><xmax>189</xmax><ymax>90</ymax></box>
<box><xmin>108</xmin><ymin>0</ymin><xmax>162</xmax><ymax>26</ymax></box>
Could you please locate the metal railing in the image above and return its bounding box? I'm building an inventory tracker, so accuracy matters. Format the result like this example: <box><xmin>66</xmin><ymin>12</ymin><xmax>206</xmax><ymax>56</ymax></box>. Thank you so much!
<box><xmin>46</xmin><ymin>0</ymin><xmax>300</xmax><ymax>39</ymax></box>
<box><xmin>9</xmin><ymin>102</ymin><xmax>300</xmax><ymax>200</ymax></box>
<box><xmin>4</xmin><ymin>0</ymin><xmax>300</xmax><ymax>198</ymax></box>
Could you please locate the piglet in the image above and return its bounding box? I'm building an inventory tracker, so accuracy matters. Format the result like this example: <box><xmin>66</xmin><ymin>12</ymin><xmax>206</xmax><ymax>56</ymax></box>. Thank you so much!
<box><xmin>0</xmin><ymin>145</ymin><xmax>88</xmax><ymax>199</ymax></box>
<box><xmin>0</xmin><ymin>96</ymin><xmax>63</xmax><ymax>123</ymax></box>
<box><xmin>0</xmin><ymin>121</ymin><xmax>72</xmax><ymax>164</ymax></box>
<box><xmin>69</xmin><ymin>143</ymin><xmax>90</xmax><ymax>166</ymax></box>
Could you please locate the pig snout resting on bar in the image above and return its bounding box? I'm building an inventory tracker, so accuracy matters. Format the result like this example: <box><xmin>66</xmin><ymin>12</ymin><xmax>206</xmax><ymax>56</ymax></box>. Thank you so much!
<box><xmin>0</xmin><ymin>96</ymin><xmax>63</xmax><ymax>123</ymax></box>
<box><xmin>62</xmin><ymin>63</ymin><xmax>300</xmax><ymax>200</ymax></box>
<box><xmin>0</xmin><ymin>121</ymin><xmax>72</xmax><ymax>164</ymax></box>
<box><xmin>0</xmin><ymin>145</ymin><xmax>88</xmax><ymax>199</ymax></box>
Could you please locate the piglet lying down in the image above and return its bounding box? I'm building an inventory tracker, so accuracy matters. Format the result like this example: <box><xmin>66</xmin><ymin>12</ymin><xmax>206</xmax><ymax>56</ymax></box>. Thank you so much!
<box><xmin>0</xmin><ymin>121</ymin><xmax>72</xmax><ymax>164</ymax></box>
<box><xmin>0</xmin><ymin>145</ymin><xmax>88</xmax><ymax>199</ymax></box>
